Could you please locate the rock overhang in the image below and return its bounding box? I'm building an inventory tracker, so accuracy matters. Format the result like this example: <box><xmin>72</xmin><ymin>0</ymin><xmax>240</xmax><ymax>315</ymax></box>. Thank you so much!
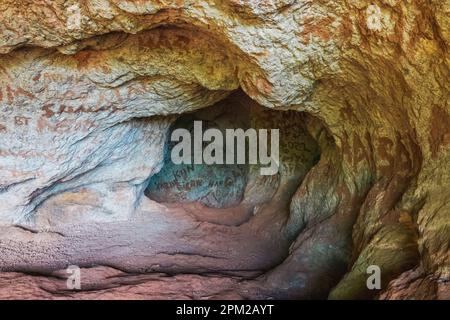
<box><xmin>0</xmin><ymin>0</ymin><xmax>448</xmax><ymax>300</ymax></box>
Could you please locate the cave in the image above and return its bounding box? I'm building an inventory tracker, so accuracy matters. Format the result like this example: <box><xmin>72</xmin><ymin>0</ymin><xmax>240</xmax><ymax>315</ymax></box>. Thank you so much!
<box><xmin>145</xmin><ymin>92</ymin><xmax>320</xmax><ymax>215</ymax></box>
<box><xmin>0</xmin><ymin>1</ymin><xmax>448</xmax><ymax>301</ymax></box>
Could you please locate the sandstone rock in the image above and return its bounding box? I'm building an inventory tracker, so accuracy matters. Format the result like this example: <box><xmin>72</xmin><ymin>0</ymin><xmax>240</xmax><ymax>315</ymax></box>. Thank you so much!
<box><xmin>0</xmin><ymin>0</ymin><xmax>448</xmax><ymax>299</ymax></box>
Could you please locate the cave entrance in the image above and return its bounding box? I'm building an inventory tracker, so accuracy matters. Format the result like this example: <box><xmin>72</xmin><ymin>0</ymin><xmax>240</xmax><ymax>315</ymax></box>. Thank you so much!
<box><xmin>145</xmin><ymin>91</ymin><xmax>321</xmax><ymax>211</ymax></box>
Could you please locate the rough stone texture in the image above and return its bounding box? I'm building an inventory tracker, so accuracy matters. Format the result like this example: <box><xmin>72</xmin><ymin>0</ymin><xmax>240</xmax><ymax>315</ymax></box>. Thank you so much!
<box><xmin>0</xmin><ymin>0</ymin><xmax>448</xmax><ymax>299</ymax></box>
<box><xmin>146</xmin><ymin>101</ymin><xmax>252</xmax><ymax>209</ymax></box>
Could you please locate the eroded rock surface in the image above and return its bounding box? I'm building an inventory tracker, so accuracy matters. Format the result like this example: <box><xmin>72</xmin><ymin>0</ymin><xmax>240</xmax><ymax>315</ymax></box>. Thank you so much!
<box><xmin>0</xmin><ymin>0</ymin><xmax>448</xmax><ymax>299</ymax></box>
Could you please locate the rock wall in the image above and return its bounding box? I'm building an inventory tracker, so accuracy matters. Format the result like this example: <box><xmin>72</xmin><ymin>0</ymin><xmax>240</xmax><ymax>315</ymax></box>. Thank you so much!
<box><xmin>0</xmin><ymin>0</ymin><xmax>448</xmax><ymax>299</ymax></box>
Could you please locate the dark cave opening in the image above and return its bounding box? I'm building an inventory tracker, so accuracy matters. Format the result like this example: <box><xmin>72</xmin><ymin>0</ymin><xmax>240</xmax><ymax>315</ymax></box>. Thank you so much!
<box><xmin>145</xmin><ymin>91</ymin><xmax>321</xmax><ymax>212</ymax></box>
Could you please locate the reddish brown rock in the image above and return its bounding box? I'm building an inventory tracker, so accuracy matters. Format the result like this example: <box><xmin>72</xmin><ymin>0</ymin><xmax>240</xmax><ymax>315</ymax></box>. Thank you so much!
<box><xmin>0</xmin><ymin>0</ymin><xmax>448</xmax><ymax>300</ymax></box>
